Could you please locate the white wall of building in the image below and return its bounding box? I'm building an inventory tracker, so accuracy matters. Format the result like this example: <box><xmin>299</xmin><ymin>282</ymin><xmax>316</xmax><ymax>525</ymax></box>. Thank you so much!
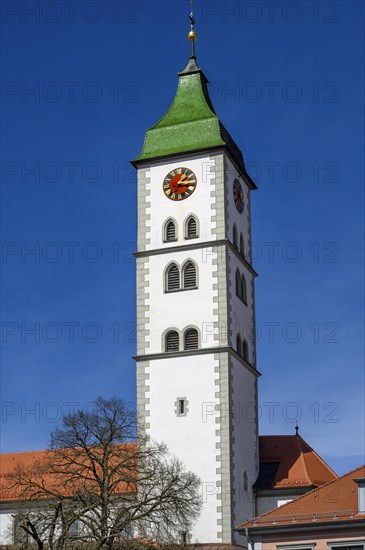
<box><xmin>230</xmin><ymin>355</ymin><xmax>258</xmax><ymax>545</ymax></box>
<box><xmin>136</xmin><ymin>150</ymin><xmax>258</xmax><ymax>543</ymax></box>
<box><xmin>145</xmin><ymin>354</ymin><xmax>221</xmax><ymax>543</ymax></box>
<box><xmin>227</xmin><ymin>249</ymin><xmax>255</xmax><ymax>359</ymax></box>
<box><xmin>0</xmin><ymin>510</ymin><xmax>13</xmax><ymax>544</ymax></box>
<box><xmin>225</xmin><ymin>156</ymin><xmax>252</xmax><ymax>263</ymax></box>
<box><xmin>145</xmin><ymin>248</ymin><xmax>219</xmax><ymax>354</ymax></box>
<box><xmin>144</xmin><ymin>152</ymin><xmax>218</xmax><ymax>252</ymax></box>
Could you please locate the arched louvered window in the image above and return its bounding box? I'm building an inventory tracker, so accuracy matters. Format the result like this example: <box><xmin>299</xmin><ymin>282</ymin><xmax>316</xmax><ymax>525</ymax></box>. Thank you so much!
<box><xmin>233</xmin><ymin>224</ymin><xmax>238</xmax><ymax>248</ymax></box>
<box><xmin>241</xmin><ymin>274</ymin><xmax>247</xmax><ymax>304</ymax></box>
<box><xmin>236</xmin><ymin>334</ymin><xmax>242</xmax><ymax>356</ymax></box>
<box><xmin>240</xmin><ymin>234</ymin><xmax>245</xmax><ymax>257</ymax></box>
<box><xmin>166</xmin><ymin>263</ymin><xmax>180</xmax><ymax>292</ymax></box>
<box><xmin>242</xmin><ymin>340</ymin><xmax>249</xmax><ymax>362</ymax></box>
<box><xmin>183</xmin><ymin>261</ymin><xmax>197</xmax><ymax>289</ymax></box>
<box><xmin>186</xmin><ymin>216</ymin><xmax>198</xmax><ymax>239</ymax></box>
<box><xmin>164</xmin><ymin>219</ymin><xmax>177</xmax><ymax>242</ymax></box>
<box><xmin>165</xmin><ymin>330</ymin><xmax>179</xmax><ymax>352</ymax></box>
<box><xmin>184</xmin><ymin>328</ymin><xmax>199</xmax><ymax>350</ymax></box>
<box><xmin>235</xmin><ymin>269</ymin><xmax>242</xmax><ymax>299</ymax></box>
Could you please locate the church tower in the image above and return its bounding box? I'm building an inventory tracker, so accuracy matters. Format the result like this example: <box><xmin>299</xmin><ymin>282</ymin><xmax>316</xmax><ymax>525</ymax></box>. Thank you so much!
<box><xmin>132</xmin><ymin>12</ymin><xmax>259</xmax><ymax>545</ymax></box>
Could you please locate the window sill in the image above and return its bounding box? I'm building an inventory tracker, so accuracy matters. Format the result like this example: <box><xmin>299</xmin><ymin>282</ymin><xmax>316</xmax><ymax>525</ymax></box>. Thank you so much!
<box><xmin>164</xmin><ymin>348</ymin><xmax>200</xmax><ymax>353</ymax></box>
<box><xmin>165</xmin><ymin>287</ymin><xmax>198</xmax><ymax>294</ymax></box>
<box><xmin>185</xmin><ymin>235</ymin><xmax>198</xmax><ymax>240</ymax></box>
<box><xmin>163</xmin><ymin>239</ymin><xmax>178</xmax><ymax>244</ymax></box>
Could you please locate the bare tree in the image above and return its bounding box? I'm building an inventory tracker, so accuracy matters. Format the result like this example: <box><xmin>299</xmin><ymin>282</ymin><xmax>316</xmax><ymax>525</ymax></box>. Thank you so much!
<box><xmin>6</xmin><ymin>397</ymin><xmax>201</xmax><ymax>549</ymax></box>
<box><xmin>6</xmin><ymin>454</ymin><xmax>94</xmax><ymax>550</ymax></box>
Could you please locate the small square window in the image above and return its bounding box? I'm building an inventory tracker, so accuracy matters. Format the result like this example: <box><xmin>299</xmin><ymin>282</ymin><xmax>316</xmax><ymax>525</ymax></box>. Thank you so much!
<box><xmin>175</xmin><ymin>397</ymin><xmax>189</xmax><ymax>417</ymax></box>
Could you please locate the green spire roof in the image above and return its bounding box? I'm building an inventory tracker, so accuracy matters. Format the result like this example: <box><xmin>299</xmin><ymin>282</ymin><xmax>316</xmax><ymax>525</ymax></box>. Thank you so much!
<box><xmin>132</xmin><ymin>62</ymin><xmax>247</xmax><ymax>173</ymax></box>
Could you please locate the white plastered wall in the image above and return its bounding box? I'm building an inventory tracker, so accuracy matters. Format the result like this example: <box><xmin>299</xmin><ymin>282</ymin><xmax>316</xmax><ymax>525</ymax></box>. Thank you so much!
<box><xmin>145</xmin><ymin>354</ymin><xmax>221</xmax><ymax>543</ymax></box>
<box><xmin>230</xmin><ymin>356</ymin><xmax>258</xmax><ymax>544</ymax></box>
<box><xmin>0</xmin><ymin>511</ymin><xmax>13</xmax><ymax>543</ymax></box>
<box><xmin>136</xmin><ymin>150</ymin><xmax>258</xmax><ymax>543</ymax></box>
<box><xmin>144</xmin><ymin>152</ymin><xmax>219</xmax><ymax>252</ymax></box>
<box><xmin>145</xmin><ymin>248</ymin><xmax>219</xmax><ymax>353</ymax></box>
<box><xmin>225</xmin><ymin>156</ymin><xmax>252</xmax><ymax>263</ymax></box>
<box><xmin>224</xmin><ymin>156</ymin><xmax>256</xmax><ymax>367</ymax></box>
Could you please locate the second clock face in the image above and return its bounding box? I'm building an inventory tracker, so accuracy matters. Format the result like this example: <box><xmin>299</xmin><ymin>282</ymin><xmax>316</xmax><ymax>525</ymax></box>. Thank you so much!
<box><xmin>233</xmin><ymin>178</ymin><xmax>244</xmax><ymax>213</ymax></box>
<box><xmin>163</xmin><ymin>167</ymin><xmax>197</xmax><ymax>201</ymax></box>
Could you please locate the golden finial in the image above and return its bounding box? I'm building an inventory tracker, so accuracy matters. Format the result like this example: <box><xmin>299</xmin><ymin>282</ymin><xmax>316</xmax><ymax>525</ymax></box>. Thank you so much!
<box><xmin>180</xmin><ymin>0</ymin><xmax>199</xmax><ymax>73</ymax></box>
<box><xmin>188</xmin><ymin>0</ymin><xmax>197</xmax><ymax>42</ymax></box>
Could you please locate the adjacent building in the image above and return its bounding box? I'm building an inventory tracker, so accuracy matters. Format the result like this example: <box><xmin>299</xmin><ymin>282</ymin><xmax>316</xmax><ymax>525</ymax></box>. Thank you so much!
<box><xmin>255</xmin><ymin>435</ymin><xmax>337</xmax><ymax>515</ymax></box>
<box><xmin>239</xmin><ymin>465</ymin><xmax>365</xmax><ymax>550</ymax></box>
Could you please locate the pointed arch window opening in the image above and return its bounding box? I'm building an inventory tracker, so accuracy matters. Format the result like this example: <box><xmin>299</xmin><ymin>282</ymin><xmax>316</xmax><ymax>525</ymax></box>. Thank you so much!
<box><xmin>233</xmin><ymin>224</ymin><xmax>238</xmax><ymax>249</ymax></box>
<box><xmin>183</xmin><ymin>261</ymin><xmax>197</xmax><ymax>289</ymax></box>
<box><xmin>185</xmin><ymin>215</ymin><xmax>199</xmax><ymax>240</ymax></box>
<box><xmin>236</xmin><ymin>334</ymin><xmax>242</xmax><ymax>356</ymax></box>
<box><xmin>239</xmin><ymin>233</ymin><xmax>245</xmax><ymax>258</ymax></box>
<box><xmin>241</xmin><ymin>274</ymin><xmax>248</xmax><ymax>304</ymax></box>
<box><xmin>165</xmin><ymin>262</ymin><xmax>198</xmax><ymax>292</ymax></box>
<box><xmin>164</xmin><ymin>219</ymin><xmax>177</xmax><ymax>243</ymax></box>
<box><xmin>242</xmin><ymin>340</ymin><xmax>249</xmax><ymax>363</ymax></box>
<box><xmin>235</xmin><ymin>269</ymin><xmax>242</xmax><ymax>300</ymax></box>
<box><xmin>166</xmin><ymin>264</ymin><xmax>180</xmax><ymax>292</ymax></box>
<box><xmin>236</xmin><ymin>269</ymin><xmax>248</xmax><ymax>305</ymax></box>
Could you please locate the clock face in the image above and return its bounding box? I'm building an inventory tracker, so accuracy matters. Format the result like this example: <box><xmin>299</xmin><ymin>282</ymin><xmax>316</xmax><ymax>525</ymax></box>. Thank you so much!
<box><xmin>233</xmin><ymin>178</ymin><xmax>244</xmax><ymax>213</ymax></box>
<box><xmin>163</xmin><ymin>167</ymin><xmax>197</xmax><ymax>201</ymax></box>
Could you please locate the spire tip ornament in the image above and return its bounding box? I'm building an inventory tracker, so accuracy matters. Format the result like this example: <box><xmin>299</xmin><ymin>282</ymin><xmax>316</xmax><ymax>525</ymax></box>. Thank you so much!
<box><xmin>188</xmin><ymin>4</ymin><xmax>197</xmax><ymax>42</ymax></box>
<box><xmin>180</xmin><ymin>0</ymin><xmax>199</xmax><ymax>73</ymax></box>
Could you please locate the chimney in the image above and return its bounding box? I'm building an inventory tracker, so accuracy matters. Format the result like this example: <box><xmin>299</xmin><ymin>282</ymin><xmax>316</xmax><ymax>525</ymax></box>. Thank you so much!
<box><xmin>354</xmin><ymin>478</ymin><xmax>365</xmax><ymax>513</ymax></box>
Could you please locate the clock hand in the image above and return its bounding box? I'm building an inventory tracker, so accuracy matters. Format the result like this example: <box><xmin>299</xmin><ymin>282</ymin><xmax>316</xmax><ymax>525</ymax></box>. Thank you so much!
<box><xmin>172</xmin><ymin>182</ymin><xmax>189</xmax><ymax>192</ymax></box>
<box><xmin>175</xmin><ymin>176</ymin><xmax>190</xmax><ymax>189</ymax></box>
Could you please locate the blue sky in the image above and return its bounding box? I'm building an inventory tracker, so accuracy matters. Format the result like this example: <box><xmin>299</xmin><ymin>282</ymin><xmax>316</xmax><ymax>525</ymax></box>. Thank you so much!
<box><xmin>1</xmin><ymin>0</ymin><xmax>364</xmax><ymax>476</ymax></box>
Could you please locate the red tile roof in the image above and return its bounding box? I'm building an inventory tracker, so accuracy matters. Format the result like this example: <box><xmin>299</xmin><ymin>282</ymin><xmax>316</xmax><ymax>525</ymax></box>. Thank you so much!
<box><xmin>256</xmin><ymin>435</ymin><xmax>337</xmax><ymax>489</ymax></box>
<box><xmin>241</xmin><ymin>464</ymin><xmax>365</xmax><ymax>528</ymax></box>
<box><xmin>0</xmin><ymin>446</ymin><xmax>137</xmax><ymax>502</ymax></box>
<box><xmin>1</xmin><ymin>435</ymin><xmax>337</xmax><ymax>502</ymax></box>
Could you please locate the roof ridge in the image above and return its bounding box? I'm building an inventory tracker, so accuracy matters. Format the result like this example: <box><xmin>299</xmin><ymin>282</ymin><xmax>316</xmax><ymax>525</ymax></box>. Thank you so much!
<box><xmin>240</xmin><ymin>464</ymin><xmax>365</xmax><ymax>528</ymax></box>
<box><xmin>148</xmin><ymin>115</ymin><xmax>218</xmax><ymax>131</ymax></box>
<box><xmin>1</xmin><ymin>442</ymin><xmax>137</xmax><ymax>460</ymax></box>
<box><xmin>0</xmin><ymin>449</ymin><xmax>48</xmax><ymax>457</ymax></box>
<box><xmin>297</xmin><ymin>435</ymin><xmax>313</xmax><ymax>485</ymax></box>
<box><xmin>260</xmin><ymin>434</ymin><xmax>299</xmax><ymax>438</ymax></box>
